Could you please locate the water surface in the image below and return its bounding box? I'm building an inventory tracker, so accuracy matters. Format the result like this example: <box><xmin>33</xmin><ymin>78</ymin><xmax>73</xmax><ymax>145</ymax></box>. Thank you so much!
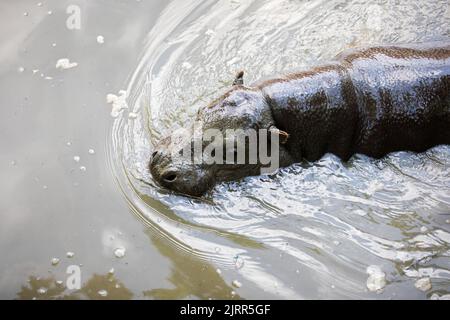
<box><xmin>1</xmin><ymin>0</ymin><xmax>449</xmax><ymax>299</ymax></box>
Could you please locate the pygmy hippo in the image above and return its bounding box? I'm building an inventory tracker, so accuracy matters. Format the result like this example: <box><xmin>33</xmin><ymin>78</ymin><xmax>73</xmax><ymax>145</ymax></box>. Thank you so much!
<box><xmin>150</xmin><ymin>41</ymin><xmax>450</xmax><ymax>196</ymax></box>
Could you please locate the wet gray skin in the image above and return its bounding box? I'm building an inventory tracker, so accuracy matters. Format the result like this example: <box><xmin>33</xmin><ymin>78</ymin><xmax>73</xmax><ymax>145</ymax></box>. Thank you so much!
<box><xmin>150</xmin><ymin>77</ymin><xmax>294</xmax><ymax>196</ymax></box>
<box><xmin>150</xmin><ymin>42</ymin><xmax>450</xmax><ymax>197</ymax></box>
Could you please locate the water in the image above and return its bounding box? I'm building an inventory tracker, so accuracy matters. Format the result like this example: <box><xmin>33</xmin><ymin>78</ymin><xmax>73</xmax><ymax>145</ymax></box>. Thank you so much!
<box><xmin>1</xmin><ymin>0</ymin><xmax>450</xmax><ymax>300</ymax></box>
<box><xmin>112</xmin><ymin>0</ymin><xmax>450</xmax><ymax>299</ymax></box>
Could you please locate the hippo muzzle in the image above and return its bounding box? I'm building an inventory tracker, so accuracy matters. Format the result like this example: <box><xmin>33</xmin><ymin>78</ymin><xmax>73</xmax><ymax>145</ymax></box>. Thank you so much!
<box><xmin>149</xmin><ymin>129</ymin><xmax>217</xmax><ymax>197</ymax></box>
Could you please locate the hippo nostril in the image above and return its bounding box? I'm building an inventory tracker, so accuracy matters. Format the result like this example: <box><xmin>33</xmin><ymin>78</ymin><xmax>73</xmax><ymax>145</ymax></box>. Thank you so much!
<box><xmin>152</xmin><ymin>151</ymin><xmax>158</xmax><ymax>158</ymax></box>
<box><xmin>161</xmin><ymin>171</ymin><xmax>177</xmax><ymax>183</ymax></box>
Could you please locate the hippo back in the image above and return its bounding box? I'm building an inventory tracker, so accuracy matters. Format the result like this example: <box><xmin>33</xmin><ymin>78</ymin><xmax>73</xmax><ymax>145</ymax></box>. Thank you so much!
<box><xmin>340</xmin><ymin>42</ymin><xmax>450</xmax><ymax>158</ymax></box>
<box><xmin>260</xmin><ymin>42</ymin><xmax>450</xmax><ymax>162</ymax></box>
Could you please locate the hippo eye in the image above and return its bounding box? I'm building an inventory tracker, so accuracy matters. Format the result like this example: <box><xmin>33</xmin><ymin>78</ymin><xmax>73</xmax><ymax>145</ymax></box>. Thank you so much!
<box><xmin>211</xmin><ymin>149</ymin><xmax>216</xmax><ymax>157</ymax></box>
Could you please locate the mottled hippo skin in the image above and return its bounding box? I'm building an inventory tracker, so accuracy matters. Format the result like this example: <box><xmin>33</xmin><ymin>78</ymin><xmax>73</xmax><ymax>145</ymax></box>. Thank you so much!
<box><xmin>150</xmin><ymin>42</ymin><xmax>450</xmax><ymax>196</ymax></box>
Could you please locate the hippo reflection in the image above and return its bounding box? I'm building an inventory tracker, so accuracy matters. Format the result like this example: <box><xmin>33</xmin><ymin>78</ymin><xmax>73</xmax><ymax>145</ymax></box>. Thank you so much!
<box><xmin>150</xmin><ymin>42</ymin><xmax>450</xmax><ymax>197</ymax></box>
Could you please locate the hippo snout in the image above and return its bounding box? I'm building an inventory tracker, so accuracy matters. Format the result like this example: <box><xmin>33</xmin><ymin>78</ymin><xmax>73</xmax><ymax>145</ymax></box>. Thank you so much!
<box><xmin>151</xmin><ymin>163</ymin><xmax>177</xmax><ymax>185</ymax></box>
<box><xmin>149</xmin><ymin>142</ymin><xmax>215</xmax><ymax>197</ymax></box>
<box><xmin>149</xmin><ymin>150</ymin><xmax>179</xmax><ymax>186</ymax></box>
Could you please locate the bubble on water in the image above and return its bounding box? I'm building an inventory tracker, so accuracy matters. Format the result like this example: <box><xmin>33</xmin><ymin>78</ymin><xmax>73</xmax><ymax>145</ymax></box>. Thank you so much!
<box><xmin>55</xmin><ymin>280</ymin><xmax>63</xmax><ymax>286</ymax></box>
<box><xmin>446</xmin><ymin>219</ymin><xmax>450</xmax><ymax>224</ymax></box>
<box><xmin>51</xmin><ymin>258</ymin><xmax>60</xmax><ymax>266</ymax></box>
<box><xmin>32</xmin><ymin>69</ymin><xmax>39</xmax><ymax>74</ymax></box>
<box><xmin>88</xmin><ymin>149</ymin><xmax>95</xmax><ymax>155</ymax></box>
<box><xmin>11</xmin><ymin>160</ymin><xmax>17</xmax><ymax>166</ymax></box>
<box><xmin>42</xmin><ymin>185</ymin><xmax>48</xmax><ymax>190</ymax></box>
<box><xmin>96</xmin><ymin>35</ymin><xmax>105</xmax><ymax>44</ymax></box>
<box><xmin>47</xmin><ymin>10</ymin><xmax>52</xmax><ymax>15</ymax></box>
<box><xmin>420</xmin><ymin>226</ymin><xmax>428</xmax><ymax>233</ymax></box>
<box><xmin>333</xmin><ymin>240</ymin><xmax>341</xmax><ymax>246</ymax></box>
<box><xmin>231</xmin><ymin>291</ymin><xmax>236</xmax><ymax>296</ymax></box>
<box><xmin>214</xmin><ymin>247</ymin><xmax>221</xmax><ymax>253</ymax></box>
<box><xmin>52</xmin><ymin>43</ymin><xmax>56</xmax><ymax>47</ymax></box>
<box><xmin>97</xmin><ymin>290</ymin><xmax>108</xmax><ymax>297</ymax></box>
<box><xmin>73</xmin><ymin>156</ymin><xmax>80</xmax><ymax>162</ymax></box>
<box><xmin>66</xmin><ymin>142</ymin><xmax>72</xmax><ymax>147</ymax></box>
<box><xmin>181</xmin><ymin>61</ymin><xmax>192</xmax><ymax>69</ymax></box>
<box><xmin>23</xmin><ymin>12</ymin><xmax>29</xmax><ymax>17</ymax></box>
<box><xmin>431</xmin><ymin>293</ymin><xmax>450</xmax><ymax>300</ymax></box>
<box><xmin>414</xmin><ymin>277</ymin><xmax>432</xmax><ymax>292</ymax></box>
<box><xmin>114</xmin><ymin>247</ymin><xmax>126</xmax><ymax>258</ymax></box>
<box><xmin>56</xmin><ymin>58</ymin><xmax>78</xmax><ymax>70</ymax></box>
<box><xmin>232</xmin><ymin>280</ymin><xmax>242</xmax><ymax>288</ymax></box>
<box><xmin>115</xmin><ymin>284</ymin><xmax>121</xmax><ymax>289</ymax></box>
<box><xmin>128</xmin><ymin>112</ymin><xmax>138</xmax><ymax>119</ymax></box>
<box><xmin>79</xmin><ymin>166</ymin><xmax>86</xmax><ymax>172</ymax></box>
<box><xmin>366</xmin><ymin>265</ymin><xmax>386</xmax><ymax>293</ymax></box>
<box><xmin>108</xmin><ymin>268</ymin><xmax>115</xmax><ymax>275</ymax></box>
<box><xmin>216</xmin><ymin>268</ymin><xmax>222</xmax><ymax>275</ymax></box>
<box><xmin>205</xmin><ymin>29</ymin><xmax>215</xmax><ymax>36</ymax></box>
<box><xmin>295</xmin><ymin>269</ymin><xmax>300</xmax><ymax>274</ymax></box>
<box><xmin>353</xmin><ymin>209</ymin><xmax>367</xmax><ymax>216</ymax></box>
<box><xmin>37</xmin><ymin>287</ymin><xmax>47</xmax><ymax>294</ymax></box>
<box><xmin>233</xmin><ymin>255</ymin><xmax>244</xmax><ymax>270</ymax></box>
<box><xmin>18</xmin><ymin>66</ymin><xmax>25</xmax><ymax>73</ymax></box>
<box><xmin>66</xmin><ymin>251</ymin><xmax>75</xmax><ymax>258</ymax></box>
<box><xmin>106</xmin><ymin>91</ymin><xmax>128</xmax><ymax>118</ymax></box>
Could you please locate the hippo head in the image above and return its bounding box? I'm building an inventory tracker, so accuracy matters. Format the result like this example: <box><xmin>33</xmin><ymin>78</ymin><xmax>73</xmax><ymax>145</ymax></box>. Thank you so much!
<box><xmin>149</xmin><ymin>72</ymin><xmax>291</xmax><ymax>197</ymax></box>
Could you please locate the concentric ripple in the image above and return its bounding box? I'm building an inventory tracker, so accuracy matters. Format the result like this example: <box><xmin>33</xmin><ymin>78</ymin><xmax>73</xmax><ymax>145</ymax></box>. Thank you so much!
<box><xmin>109</xmin><ymin>0</ymin><xmax>450</xmax><ymax>298</ymax></box>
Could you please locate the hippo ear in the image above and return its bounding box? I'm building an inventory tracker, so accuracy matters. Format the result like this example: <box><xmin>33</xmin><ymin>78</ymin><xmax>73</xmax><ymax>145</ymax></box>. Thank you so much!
<box><xmin>269</xmin><ymin>125</ymin><xmax>289</xmax><ymax>144</ymax></box>
<box><xmin>232</xmin><ymin>70</ymin><xmax>244</xmax><ymax>86</ymax></box>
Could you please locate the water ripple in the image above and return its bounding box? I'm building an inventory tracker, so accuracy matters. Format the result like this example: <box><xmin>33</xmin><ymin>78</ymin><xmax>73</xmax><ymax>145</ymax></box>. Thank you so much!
<box><xmin>110</xmin><ymin>0</ymin><xmax>450</xmax><ymax>298</ymax></box>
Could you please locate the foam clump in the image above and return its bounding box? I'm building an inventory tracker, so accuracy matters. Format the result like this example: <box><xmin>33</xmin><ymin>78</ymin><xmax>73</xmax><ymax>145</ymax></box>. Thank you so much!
<box><xmin>56</xmin><ymin>58</ymin><xmax>78</xmax><ymax>70</ymax></box>
<box><xmin>106</xmin><ymin>90</ymin><xmax>128</xmax><ymax>118</ymax></box>
<box><xmin>366</xmin><ymin>265</ymin><xmax>386</xmax><ymax>293</ymax></box>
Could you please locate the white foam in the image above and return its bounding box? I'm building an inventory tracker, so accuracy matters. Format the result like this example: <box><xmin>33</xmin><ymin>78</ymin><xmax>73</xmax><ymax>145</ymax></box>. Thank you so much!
<box><xmin>114</xmin><ymin>247</ymin><xmax>126</xmax><ymax>258</ymax></box>
<box><xmin>98</xmin><ymin>290</ymin><xmax>108</xmax><ymax>297</ymax></box>
<box><xmin>366</xmin><ymin>265</ymin><xmax>386</xmax><ymax>293</ymax></box>
<box><xmin>56</xmin><ymin>58</ymin><xmax>78</xmax><ymax>70</ymax></box>
<box><xmin>414</xmin><ymin>277</ymin><xmax>432</xmax><ymax>292</ymax></box>
<box><xmin>96</xmin><ymin>35</ymin><xmax>105</xmax><ymax>44</ymax></box>
<box><xmin>106</xmin><ymin>90</ymin><xmax>128</xmax><ymax>118</ymax></box>
<box><xmin>232</xmin><ymin>280</ymin><xmax>242</xmax><ymax>288</ymax></box>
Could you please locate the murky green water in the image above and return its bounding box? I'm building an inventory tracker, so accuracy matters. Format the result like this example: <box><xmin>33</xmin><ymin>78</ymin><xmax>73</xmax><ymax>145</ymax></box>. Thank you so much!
<box><xmin>1</xmin><ymin>0</ymin><xmax>450</xmax><ymax>300</ymax></box>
